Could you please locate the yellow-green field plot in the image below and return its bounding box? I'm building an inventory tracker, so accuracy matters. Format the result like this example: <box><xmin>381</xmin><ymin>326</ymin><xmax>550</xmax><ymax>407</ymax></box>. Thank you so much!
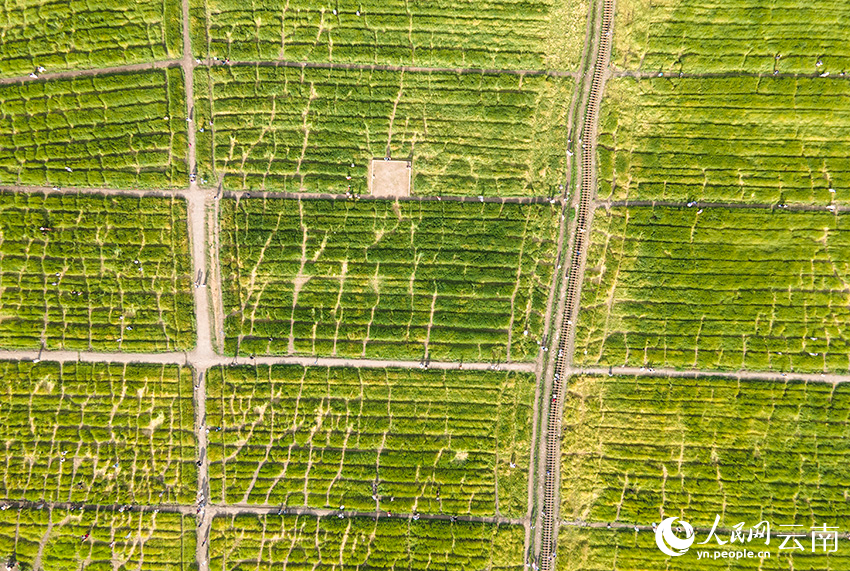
<box><xmin>562</xmin><ymin>375</ymin><xmax>850</xmax><ymax>528</ymax></box>
<box><xmin>207</xmin><ymin>365</ymin><xmax>534</xmax><ymax>517</ymax></box>
<box><xmin>190</xmin><ymin>0</ymin><xmax>587</xmax><ymax>71</ymax></box>
<box><xmin>211</xmin><ymin>513</ymin><xmax>524</xmax><ymax>570</ymax></box>
<box><xmin>575</xmin><ymin>206</ymin><xmax>850</xmax><ymax>373</ymax></box>
<box><xmin>194</xmin><ymin>66</ymin><xmax>571</xmax><ymax>197</ymax></box>
<box><xmin>0</xmin><ymin>507</ymin><xmax>194</xmax><ymax>571</ymax></box>
<box><xmin>0</xmin><ymin>192</ymin><xmax>195</xmax><ymax>352</ymax></box>
<box><xmin>597</xmin><ymin>77</ymin><xmax>850</xmax><ymax>205</ymax></box>
<box><xmin>220</xmin><ymin>198</ymin><xmax>559</xmax><ymax>361</ymax></box>
<box><xmin>0</xmin><ymin>70</ymin><xmax>188</xmax><ymax>189</ymax></box>
<box><xmin>0</xmin><ymin>0</ymin><xmax>182</xmax><ymax>78</ymax></box>
<box><xmin>614</xmin><ymin>0</ymin><xmax>850</xmax><ymax>73</ymax></box>
<box><xmin>0</xmin><ymin>361</ymin><xmax>196</xmax><ymax>505</ymax></box>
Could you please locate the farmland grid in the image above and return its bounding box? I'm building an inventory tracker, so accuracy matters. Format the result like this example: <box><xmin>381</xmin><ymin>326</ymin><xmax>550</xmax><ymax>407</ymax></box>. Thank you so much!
<box><xmin>2</xmin><ymin>0</ymin><xmax>850</xmax><ymax>569</ymax></box>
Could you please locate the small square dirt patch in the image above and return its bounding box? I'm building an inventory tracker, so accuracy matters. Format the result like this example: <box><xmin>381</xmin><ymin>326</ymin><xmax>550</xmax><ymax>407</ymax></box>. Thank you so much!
<box><xmin>369</xmin><ymin>158</ymin><xmax>411</xmax><ymax>197</ymax></box>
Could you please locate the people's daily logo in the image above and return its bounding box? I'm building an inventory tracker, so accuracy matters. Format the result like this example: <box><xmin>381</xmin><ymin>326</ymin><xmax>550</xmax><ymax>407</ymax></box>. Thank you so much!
<box><xmin>651</xmin><ymin>515</ymin><xmax>840</xmax><ymax>560</ymax></box>
<box><xmin>655</xmin><ymin>517</ymin><xmax>695</xmax><ymax>556</ymax></box>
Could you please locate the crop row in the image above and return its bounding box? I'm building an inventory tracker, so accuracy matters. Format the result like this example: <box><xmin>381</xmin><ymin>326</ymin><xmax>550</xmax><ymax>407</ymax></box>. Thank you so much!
<box><xmin>598</xmin><ymin>77</ymin><xmax>850</xmax><ymax>205</ymax></box>
<box><xmin>220</xmin><ymin>198</ymin><xmax>558</xmax><ymax>361</ymax></box>
<box><xmin>206</xmin><ymin>365</ymin><xmax>533</xmax><ymax>517</ymax></box>
<box><xmin>0</xmin><ymin>507</ymin><xmax>193</xmax><ymax>571</ymax></box>
<box><xmin>0</xmin><ymin>70</ymin><xmax>188</xmax><ymax>189</ymax></box>
<box><xmin>211</xmin><ymin>513</ymin><xmax>523</xmax><ymax>570</ymax></box>
<box><xmin>561</xmin><ymin>375</ymin><xmax>850</xmax><ymax>527</ymax></box>
<box><xmin>575</xmin><ymin>206</ymin><xmax>850</xmax><ymax>372</ymax></box>
<box><xmin>189</xmin><ymin>0</ymin><xmax>585</xmax><ymax>71</ymax></box>
<box><xmin>0</xmin><ymin>361</ymin><xmax>196</xmax><ymax>505</ymax></box>
<box><xmin>614</xmin><ymin>0</ymin><xmax>850</xmax><ymax>73</ymax></box>
<box><xmin>0</xmin><ymin>192</ymin><xmax>195</xmax><ymax>352</ymax></box>
<box><xmin>194</xmin><ymin>66</ymin><xmax>571</xmax><ymax>196</ymax></box>
<box><xmin>0</xmin><ymin>0</ymin><xmax>182</xmax><ymax>78</ymax></box>
<box><xmin>558</xmin><ymin>528</ymin><xmax>850</xmax><ymax>570</ymax></box>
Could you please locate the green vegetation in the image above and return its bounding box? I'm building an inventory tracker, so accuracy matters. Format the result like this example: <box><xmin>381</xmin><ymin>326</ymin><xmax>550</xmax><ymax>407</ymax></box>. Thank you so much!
<box><xmin>0</xmin><ymin>70</ymin><xmax>188</xmax><ymax>189</ymax></box>
<box><xmin>194</xmin><ymin>65</ymin><xmax>570</xmax><ymax>196</ymax></box>
<box><xmin>575</xmin><ymin>206</ymin><xmax>850</xmax><ymax>372</ymax></box>
<box><xmin>597</xmin><ymin>77</ymin><xmax>850</xmax><ymax>205</ymax></box>
<box><xmin>211</xmin><ymin>513</ymin><xmax>524</xmax><ymax>570</ymax></box>
<box><xmin>0</xmin><ymin>0</ymin><xmax>182</xmax><ymax>78</ymax></box>
<box><xmin>207</xmin><ymin>365</ymin><xmax>533</xmax><ymax>516</ymax></box>
<box><xmin>0</xmin><ymin>192</ymin><xmax>195</xmax><ymax>352</ymax></box>
<box><xmin>0</xmin><ymin>361</ymin><xmax>196</xmax><ymax>505</ymax></box>
<box><xmin>0</xmin><ymin>507</ymin><xmax>193</xmax><ymax>570</ymax></box>
<box><xmin>558</xmin><ymin>528</ymin><xmax>850</xmax><ymax>570</ymax></box>
<box><xmin>220</xmin><ymin>198</ymin><xmax>558</xmax><ymax>361</ymax></box>
<box><xmin>614</xmin><ymin>0</ymin><xmax>850</xmax><ymax>73</ymax></box>
<box><xmin>190</xmin><ymin>0</ymin><xmax>586</xmax><ymax>71</ymax></box>
<box><xmin>562</xmin><ymin>375</ymin><xmax>850</xmax><ymax>528</ymax></box>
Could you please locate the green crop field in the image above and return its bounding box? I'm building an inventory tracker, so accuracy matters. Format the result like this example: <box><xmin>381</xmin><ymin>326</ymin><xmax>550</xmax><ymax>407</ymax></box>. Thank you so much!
<box><xmin>561</xmin><ymin>374</ymin><xmax>850</xmax><ymax>528</ymax></box>
<box><xmin>0</xmin><ymin>1</ymin><xmax>182</xmax><ymax>79</ymax></box>
<box><xmin>0</xmin><ymin>361</ymin><xmax>196</xmax><ymax>505</ymax></box>
<box><xmin>211</xmin><ymin>513</ymin><xmax>524</xmax><ymax>570</ymax></box>
<box><xmin>0</xmin><ymin>70</ymin><xmax>188</xmax><ymax>189</ymax></box>
<box><xmin>597</xmin><ymin>77</ymin><xmax>850</xmax><ymax>205</ymax></box>
<box><xmin>0</xmin><ymin>192</ymin><xmax>195</xmax><ymax>352</ymax></box>
<box><xmin>575</xmin><ymin>206</ymin><xmax>850</xmax><ymax>372</ymax></box>
<box><xmin>189</xmin><ymin>0</ymin><xmax>586</xmax><ymax>71</ymax></box>
<box><xmin>220</xmin><ymin>198</ymin><xmax>559</xmax><ymax>361</ymax></box>
<box><xmin>194</xmin><ymin>65</ymin><xmax>571</xmax><ymax>196</ymax></box>
<box><xmin>558</xmin><ymin>528</ymin><xmax>850</xmax><ymax>571</ymax></box>
<box><xmin>0</xmin><ymin>507</ymin><xmax>193</xmax><ymax>571</ymax></box>
<box><xmin>206</xmin><ymin>365</ymin><xmax>533</xmax><ymax>516</ymax></box>
<box><xmin>614</xmin><ymin>0</ymin><xmax>850</xmax><ymax>74</ymax></box>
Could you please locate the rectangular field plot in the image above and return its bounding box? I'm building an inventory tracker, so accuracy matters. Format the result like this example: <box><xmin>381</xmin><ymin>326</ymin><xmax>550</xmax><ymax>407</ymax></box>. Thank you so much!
<box><xmin>190</xmin><ymin>0</ymin><xmax>586</xmax><ymax>71</ymax></box>
<box><xmin>0</xmin><ymin>192</ymin><xmax>195</xmax><ymax>352</ymax></box>
<box><xmin>598</xmin><ymin>77</ymin><xmax>850</xmax><ymax>205</ymax></box>
<box><xmin>211</xmin><ymin>514</ymin><xmax>524</xmax><ymax>570</ymax></box>
<box><xmin>206</xmin><ymin>365</ymin><xmax>534</xmax><ymax>517</ymax></box>
<box><xmin>220</xmin><ymin>199</ymin><xmax>558</xmax><ymax>361</ymax></box>
<box><xmin>0</xmin><ymin>0</ymin><xmax>182</xmax><ymax>78</ymax></box>
<box><xmin>194</xmin><ymin>66</ymin><xmax>570</xmax><ymax>197</ymax></box>
<box><xmin>558</xmin><ymin>528</ymin><xmax>850</xmax><ymax>571</ymax></box>
<box><xmin>615</xmin><ymin>0</ymin><xmax>850</xmax><ymax>74</ymax></box>
<box><xmin>0</xmin><ymin>70</ymin><xmax>188</xmax><ymax>189</ymax></box>
<box><xmin>561</xmin><ymin>375</ymin><xmax>850</xmax><ymax>528</ymax></box>
<box><xmin>0</xmin><ymin>361</ymin><xmax>196</xmax><ymax>505</ymax></box>
<box><xmin>575</xmin><ymin>207</ymin><xmax>850</xmax><ymax>373</ymax></box>
<box><xmin>0</xmin><ymin>507</ymin><xmax>194</xmax><ymax>571</ymax></box>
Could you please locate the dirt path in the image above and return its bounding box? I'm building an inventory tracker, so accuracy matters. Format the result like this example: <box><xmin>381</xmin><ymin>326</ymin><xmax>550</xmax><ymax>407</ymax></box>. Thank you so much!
<box><xmin>0</xmin><ymin>348</ymin><xmax>536</xmax><ymax>372</ymax></box>
<box><xmin>222</xmin><ymin>189</ymin><xmax>562</xmax><ymax>204</ymax></box>
<box><xmin>223</xmin><ymin>58</ymin><xmax>577</xmax><ymax>78</ymax></box>
<box><xmin>599</xmin><ymin>199</ymin><xmax>847</xmax><ymax>212</ymax></box>
<box><xmin>575</xmin><ymin>365</ymin><xmax>850</xmax><ymax>385</ymax></box>
<box><xmin>0</xmin><ymin>59</ymin><xmax>182</xmax><ymax>86</ymax></box>
<box><xmin>535</xmin><ymin>0</ymin><xmax>616</xmax><ymax>567</ymax></box>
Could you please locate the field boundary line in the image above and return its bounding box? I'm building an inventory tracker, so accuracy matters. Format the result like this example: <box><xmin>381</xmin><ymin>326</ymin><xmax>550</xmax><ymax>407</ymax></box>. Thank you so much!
<box><xmin>218</xmin><ymin>59</ymin><xmax>577</xmax><ymax>78</ymax></box>
<box><xmin>211</xmin><ymin>504</ymin><xmax>524</xmax><ymax>525</ymax></box>
<box><xmin>0</xmin><ymin>185</ymin><xmax>186</xmax><ymax>198</ymax></box>
<box><xmin>0</xmin><ymin>59</ymin><xmax>182</xmax><ymax>85</ymax></box>
<box><xmin>576</xmin><ymin>366</ymin><xmax>850</xmax><ymax>384</ymax></box>
<box><xmin>598</xmin><ymin>199</ymin><xmax>848</xmax><ymax>212</ymax></box>
<box><xmin>0</xmin><ymin>184</ymin><xmax>562</xmax><ymax>203</ymax></box>
<box><xmin>612</xmin><ymin>68</ymin><xmax>850</xmax><ymax>80</ymax></box>
<box><xmin>223</xmin><ymin>190</ymin><xmax>562</xmax><ymax>204</ymax></box>
<box><xmin>0</xmin><ymin>499</ymin><xmax>522</xmax><ymax>524</ymax></box>
<box><xmin>0</xmin><ymin>349</ymin><xmax>537</xmax><ymax>371</ymax></box>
